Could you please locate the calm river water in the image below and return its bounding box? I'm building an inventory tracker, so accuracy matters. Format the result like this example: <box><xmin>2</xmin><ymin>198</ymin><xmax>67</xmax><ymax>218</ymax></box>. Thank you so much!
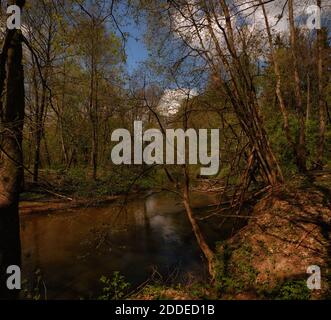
<box><xmin>20</xmin><ymin>192</ymin><xmax>241</xmax><ymax>299</ymax></box>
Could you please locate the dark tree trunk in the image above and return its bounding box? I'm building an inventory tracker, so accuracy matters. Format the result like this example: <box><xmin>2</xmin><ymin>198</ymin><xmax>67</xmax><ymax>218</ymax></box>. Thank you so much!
<box><xmin>0</xmin><ymin>1</ymin><xmax>25</xmax><ymax>299</ymax></box>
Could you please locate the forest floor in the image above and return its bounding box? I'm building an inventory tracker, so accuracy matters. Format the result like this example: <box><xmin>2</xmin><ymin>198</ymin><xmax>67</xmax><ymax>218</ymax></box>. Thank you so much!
<box><xmin>134</xmin><ymin>171</ymin><xmax>331</xmax><ymax>300</ymax></box>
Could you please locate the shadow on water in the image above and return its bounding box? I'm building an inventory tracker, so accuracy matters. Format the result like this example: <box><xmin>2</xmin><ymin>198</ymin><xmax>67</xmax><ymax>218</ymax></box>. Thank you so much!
<box><xmin>20</xmin><ymin>192</ymin><xmax>245</xmax><ymax>299</ymax></box>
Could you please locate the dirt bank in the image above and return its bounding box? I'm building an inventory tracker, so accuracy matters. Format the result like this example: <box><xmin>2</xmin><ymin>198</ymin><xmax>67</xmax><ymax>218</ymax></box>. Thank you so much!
<box><xmin>215</xmin><ymin>172</ymin><xmax>331</xmax><ymax>299</ymax></box>
<box><xmin>19</xmin><ymin>195</ymin><xmax>121</xmax><ymax>215</ymax></box>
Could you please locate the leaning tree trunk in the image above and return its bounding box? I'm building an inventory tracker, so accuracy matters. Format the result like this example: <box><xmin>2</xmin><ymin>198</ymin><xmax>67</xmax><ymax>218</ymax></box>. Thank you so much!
<box><xmin>0</xmin><ymin>2</ymin><xmax>25</xmax><ymax>299</ymax></box>
<box><xmin>183</xmin><ymin>166</ymin><xmax>216</xmax><ymax>280</ymax></box>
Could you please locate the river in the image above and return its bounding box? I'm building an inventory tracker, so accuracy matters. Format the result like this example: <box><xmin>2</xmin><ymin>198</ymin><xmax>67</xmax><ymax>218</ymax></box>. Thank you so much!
<box><xmin>20</xmin><ymin>192</ymin><xmax>242</xmax><ymax>299</ymax></box>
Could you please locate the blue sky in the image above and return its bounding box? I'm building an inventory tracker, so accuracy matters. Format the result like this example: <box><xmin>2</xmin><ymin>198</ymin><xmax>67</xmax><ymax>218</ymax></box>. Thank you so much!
<box><xmin>124</xmin><ymin>20</ymin><xmax>149</xmax><ymax>72</ymax></box>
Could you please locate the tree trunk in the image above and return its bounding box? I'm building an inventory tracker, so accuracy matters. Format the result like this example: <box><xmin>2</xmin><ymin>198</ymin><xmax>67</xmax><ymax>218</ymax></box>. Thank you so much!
<box><xmin>43</xmin><ymin>131</ymin><xmax>51</xmax><ymax>168</ymax></box>
<box><xmin>89</xmin><ymin>24</ymin><xmax>98</xmax><ymax>181</ymax></box>
<box><xmin>0</xmin><ymin>1</ymin><xmax>25</xmax><ymax>298</ymax></box>
<box><xmin>33</xmin><ymin>125</ymin><xmax>42</xmax><ymax>183</ymax></box>
<box><xmin>288</xmin><ymin>0</ymin><xmax>307</xmax><ymax>172</ymax></box>
<box><xmin>91</xmin><ymin>123</ymin><xmax>98</xmax><ymax>180</ymax></box>
<box><xmin>306</xmin><ymin>73</ymin><xmax>311</xmax><ymax>122</ymax></box>
<box><xmin>183</xmin><ymin>168</ymin><xmax>216</xmax><ymax>280</ymax></box>
<box><xmin>316</xmin><ymin>0</ymin><xmax>326</xmax><ymax>168</ymax></box>
<box><xmin>31</xmin><ymin>54</ymin><xmax>40</xmax><ymax>183</ymax></box>
<box><xmin>32</xmin><ymin>60</ymin><xmax>49</xmax><ymax>183</ymax></box>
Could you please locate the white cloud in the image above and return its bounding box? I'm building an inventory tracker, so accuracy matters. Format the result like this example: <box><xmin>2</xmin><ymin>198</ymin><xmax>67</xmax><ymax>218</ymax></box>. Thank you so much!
<box><xmin>158</xmin><ymin>88</ymin><xmax>198</xmax><ymax>116</ymax></box>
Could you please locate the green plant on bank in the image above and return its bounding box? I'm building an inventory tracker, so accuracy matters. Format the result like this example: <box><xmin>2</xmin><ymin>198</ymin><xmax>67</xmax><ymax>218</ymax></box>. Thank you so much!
<box><xmin>276</xmin><ymin>279</ymin><xmax>311</xmax><ymax>300</ymax></box>
<box><xmin>55</xmin><ymin>166</ymin><xmax>163</xmax><ymax>197</ymax></box>
<box><xmin>98</xmin><ymin>272</ymin><xmax>130</xmax><ymax>300</ymax></box>
<box><xmin>258</xmin><ymin>279</ymin><xmax>311</xmax><ymax>300</ymax></box>
<box><xmin>215</xmin><ymin>243</ymin><xmax>259</xmax><ymax>296</ymax></box>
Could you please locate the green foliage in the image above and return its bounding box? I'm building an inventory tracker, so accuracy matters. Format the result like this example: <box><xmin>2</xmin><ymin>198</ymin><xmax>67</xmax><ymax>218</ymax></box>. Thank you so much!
<box><xmin>266</xmin><ymin>112</ymin><xmax>331</xmax><ymax>176</ymax></box>
<box><xmin>215</xmin><ymin>243</ymin><xmax>259</xmax><ymax>296</ymax></box>
<box><xmin>98</xmin><ymin>272</ymin><xmax>130</xmax><ymax>300</ymax></box>
<box><xmin>259</xmin><ymin>279</ymin><xmax>311</xmax><ymax>300</ymax></box>
<box><xmin>275</xmin><ymin>279</ymin><xmax>311</xmax><ymax>300</ymax></box>
<box><xmin>55</xmin><ymin>166</ymin><xmax>162</xmax><ymax>197</ymax></box>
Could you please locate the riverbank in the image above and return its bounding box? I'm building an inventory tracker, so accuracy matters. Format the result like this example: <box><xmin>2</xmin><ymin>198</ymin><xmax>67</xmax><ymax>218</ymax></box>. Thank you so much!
<box><xmin>134</xmin><ymin>171</ymin><xmax>331</xmax><ymax>300</ymax></box>
<box><xmin>19</xmin><ymin>195</ymin><xmax>122</xmax><ymax>215</ymax></box>
<box><xmin>19</xmin><ymin>166</ymin><xmax>162</xmax><ymax>214</ymax></box>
